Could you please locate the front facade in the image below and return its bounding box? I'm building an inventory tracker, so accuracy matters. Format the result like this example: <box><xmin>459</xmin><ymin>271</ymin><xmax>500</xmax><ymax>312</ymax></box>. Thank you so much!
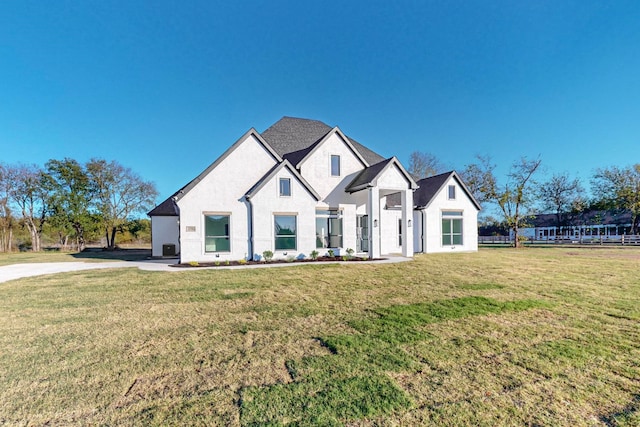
<box><xmin>149</xmin><ymin>117</ymin><xmax>478</xmax><ymax>262</ymax></box>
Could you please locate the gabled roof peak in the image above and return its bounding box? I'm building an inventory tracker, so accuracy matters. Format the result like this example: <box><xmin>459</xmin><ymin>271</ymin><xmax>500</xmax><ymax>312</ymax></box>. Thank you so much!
<box><xmin>261</xmin><ymin>117</ymin><xmax>385</xmax><ymax>167</ymax></box>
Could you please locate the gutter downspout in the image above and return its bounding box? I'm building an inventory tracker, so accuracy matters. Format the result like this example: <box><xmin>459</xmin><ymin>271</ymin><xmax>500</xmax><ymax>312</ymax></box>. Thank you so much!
<box><xmin>246</xmin><ymin>196</ymin><xmax>254</xmax><ymax>261</ymax></box>
<box><xmin>422</xmin><ymin>209</ymin><xmax>427</xmax><ymax>253</ymax></box>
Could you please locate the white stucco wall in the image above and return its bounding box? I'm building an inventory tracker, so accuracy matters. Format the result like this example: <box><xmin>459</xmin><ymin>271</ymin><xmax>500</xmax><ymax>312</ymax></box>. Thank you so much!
<box><xmin>376</xmin><ymin>165</ymin><xmax>410</xmax><ymax>191</ymax></box>
<box><xmin>420</xmin><ymin>176</ymin><xmax>479</xmax><ymax>253</ymax></box>
<box><xmin>151</xmin><ymin>216</ymin><xmax>180</xmax><ymax>257</ymax></box>
<box><xmin>250</xmin><ymin>166</ymin><xmax>318</xmax><ymax>260</ymax></box>
<box><xmin>298</xmin><ymin>132</ymin><xmax>367</xmax><ymax>206</ymax></box>
<box><xmin>176</xmin><ymin>134</ymin><xmax>278</xmax><ymax>262</ymax></box>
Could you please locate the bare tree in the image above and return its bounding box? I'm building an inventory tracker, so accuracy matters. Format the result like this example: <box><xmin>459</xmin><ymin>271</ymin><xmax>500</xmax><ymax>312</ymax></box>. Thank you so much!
<box><xmin>538</xmin><ymin>173</ymin><xmax>583</xmax><ymax>233</ymax></box>
<box><xmin>8</xmin><ymin>164</ymin><xmax>48</xmax><ymax>251</ymax></box>
<box><xmin>86</xmin><ymin>159</ymin><xmax>158</xmax><ymax>249</ymax></box>
<box><xmin>460</xmin><ymin>155</ymin><xmax>497</xmax><ymax>205</ymax></box>
<box><xmin>591</xmin><ymin>164</ymin><xmax>640</xmax><ymax>234</ymax></box>
<box><xmin>408</xmin><ymin>151</ymin><xmax>445</xmax><ymax>180</ymax></box>
<box><xmin>465</xmin><ymin>156</ymin><xmax>542</xmax><ymax>247</ymax></box>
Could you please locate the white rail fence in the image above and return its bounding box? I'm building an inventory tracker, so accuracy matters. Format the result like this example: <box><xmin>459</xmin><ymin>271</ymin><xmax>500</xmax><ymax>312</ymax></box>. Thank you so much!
<box><xmin>479</xmin><ymin>235</ymin><xmax>640</xmax><ymax>245</ymax></box>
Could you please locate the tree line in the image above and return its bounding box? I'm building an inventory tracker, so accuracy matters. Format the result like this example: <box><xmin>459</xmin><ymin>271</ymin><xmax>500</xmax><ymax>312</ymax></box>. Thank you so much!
<box><xmin>0</xmin><ymin>158</ymin><xmax>158</xmax><ymax>252</ymax></box>
<box><xmin>408</xmin><ymin>151</ymin><xmax>640</xmax><ymax>248</ymax></box>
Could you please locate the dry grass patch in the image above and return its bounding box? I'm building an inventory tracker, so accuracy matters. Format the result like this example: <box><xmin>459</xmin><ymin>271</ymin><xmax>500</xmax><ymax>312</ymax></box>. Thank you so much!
<box><xmin>1</xmin><ymin>248</ymin><xmax>639</xmax><ymax>425</ymax></box>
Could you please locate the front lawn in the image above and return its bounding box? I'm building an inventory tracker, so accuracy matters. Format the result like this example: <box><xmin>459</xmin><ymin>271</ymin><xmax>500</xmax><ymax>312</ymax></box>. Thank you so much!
<box><xmin>1</xmin><ymin>247</ymin><xmax>638</xmax><ymax>425</ymax></box>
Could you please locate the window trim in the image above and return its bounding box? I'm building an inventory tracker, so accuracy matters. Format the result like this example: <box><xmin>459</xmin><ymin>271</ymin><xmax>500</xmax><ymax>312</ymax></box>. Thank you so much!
<box><xmin>279</xmin><ymin>177</ymin><xmax>291</xmax><ymax>197</ymax></box>
<box><xmin>330</xmin><ymin>155</ymin><xmax>341</xmax><ymax>177</ymax></box>
<box><xmin>448</xmin><ymin>185</ymin><xmax>456</xmax><ymax>200</ymax></box>
<box><xmin>274</xmin><ymin>214</ymin><xmax>297</xmax><ymax>251</ymax></box>
<box><xmin>441</xmin><ymin>210</ymin><xmax>463</xmax><ymax>247</ymax></box>
<box><xmin>204</xmin><ymin>213</ymin><xmax>231</xmax><ymax>253</ymax></box>
<box><xmin>315</xmin><ymin>209</ymin><xmax>343</xmax><ymax>248</ymax></box>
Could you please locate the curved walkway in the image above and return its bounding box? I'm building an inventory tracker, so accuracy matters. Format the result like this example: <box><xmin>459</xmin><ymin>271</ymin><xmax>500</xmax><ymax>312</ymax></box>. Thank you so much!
<box><xmin>0</xmin><ymin>256</ymin><xmax>412</xmax><ymax>284</ymax></box>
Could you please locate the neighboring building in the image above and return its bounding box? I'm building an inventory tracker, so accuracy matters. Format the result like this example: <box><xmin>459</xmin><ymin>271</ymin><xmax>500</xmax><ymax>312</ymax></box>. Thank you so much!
<box><xmin>148</xmin><ymin>117</ymin><xmax>479</xmax><ymax>262</ymax></box>
<box><xmin>519</xmin><ymin>210</ymin><xmax>634</xmax><ymax>240</ymax></box>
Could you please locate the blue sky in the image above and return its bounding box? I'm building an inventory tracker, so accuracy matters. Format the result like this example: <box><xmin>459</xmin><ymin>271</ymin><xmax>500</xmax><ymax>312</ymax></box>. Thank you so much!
<box><xmin>1</xmin><ymin>1</ymin><xmax>639</xmax><ymax>203</ymax></box>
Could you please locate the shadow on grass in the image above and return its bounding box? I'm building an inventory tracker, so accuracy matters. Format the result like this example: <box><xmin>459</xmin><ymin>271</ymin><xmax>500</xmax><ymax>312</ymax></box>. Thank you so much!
<box><xmin>70</xmin><ymin>248</ymin><xmax>152</xmax><ymax>262</ymax></box>
<box><xmin>240</xmin><ymin>296</ymin><xmax>547</xmax><ymax>426</ymax></box>
<box><xmin>599</xmin><ymin>394</ymin><xmax>640</xmax><ymax>427</ymax></box>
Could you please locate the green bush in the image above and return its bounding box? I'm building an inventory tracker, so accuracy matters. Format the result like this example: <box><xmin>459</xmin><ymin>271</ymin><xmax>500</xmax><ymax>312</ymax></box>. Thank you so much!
<box><xmin>262</xmin><ymin>250</ymin><xmax>274</xmax><ymax>262</ymax></box>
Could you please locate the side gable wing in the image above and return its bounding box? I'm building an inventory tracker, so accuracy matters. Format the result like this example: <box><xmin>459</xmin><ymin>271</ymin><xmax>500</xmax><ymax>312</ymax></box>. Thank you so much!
<box><xmin>416</xmin><ymin>171</ymin><xmax>481</xmax><ymax>210</ymax></box>
<box><xmin>173</xmin><ymin>128</ymin><xmax>282</xmax><ymax>202</ymax></box>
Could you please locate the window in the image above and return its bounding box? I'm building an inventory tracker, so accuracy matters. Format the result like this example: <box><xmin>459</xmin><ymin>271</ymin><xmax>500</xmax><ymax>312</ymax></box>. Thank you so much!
<box><xmin>275</xmin><ymin>215</ymin><xmax>296</xmax><ymax>250</ymax></box>
<box><xmin>330</xmin><ymin>155</ymin><xmax>341</xmax><ymax>176</ymax></box>
<box><xmin>442</xmin><ymin>211</ymin><xmax>463</xmax><ymax>246</ymax></box>
<box><xmin>316</xmin><ymin>209</ymin><xmax>343</xmax><ymax>248</ymax></box>
<box><xmin>279</xmin><ymin>178</ymin><xmax>291</xmax><ymax>197</ymax></box>
<box><xmin>205</xmin><ymin>215</ymin><xmax>230</xmax><ymax>252</ymax></box>
<box><xmin>448</xmin><ymin>185</ymin><xmax>456</xmax><ymax>200</ymax></box>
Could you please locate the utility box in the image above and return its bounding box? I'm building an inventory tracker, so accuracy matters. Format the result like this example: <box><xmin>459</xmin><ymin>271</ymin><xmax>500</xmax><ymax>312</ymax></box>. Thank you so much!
<box><xmin>162</xmin><ymin>244</ymin><xmax>176</xmax><ymax>257</ymax></box>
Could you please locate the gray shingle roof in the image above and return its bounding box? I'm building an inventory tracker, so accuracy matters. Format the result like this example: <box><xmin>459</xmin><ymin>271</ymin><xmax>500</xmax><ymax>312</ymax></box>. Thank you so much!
<box><xmin>260</xmin><ymin>117</ymin><xmax>385</xmax><ymax>166</ymax></box>
<box><xmin>148</xmin><ymin>195</ymin><xmax>179</xmax><ymax>216</ymax></box>
<box><xmin>530</xmin><ymin>210</ymin><xmax>632</xmax><ymax>228</ymax></box>
<box><xmin>345</xmin><ymin>158</ymin><xmax>395</xmax><ymax>193</ymax></box>
<box><xmin>386</xmin><ymin>171</ymin><xmax>481</xmax><ymax>210</ymax></box>
<box><xmin>345</xmin><ymin>157</ymin><xmax>418</xmax><ymax>193</ymax></box>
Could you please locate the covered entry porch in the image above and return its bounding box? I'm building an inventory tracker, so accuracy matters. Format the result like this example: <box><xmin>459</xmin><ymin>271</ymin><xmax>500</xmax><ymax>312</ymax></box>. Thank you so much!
<box><xmin>345</xmin><ymin>157</ymin><xmax>418</xmax><ymax>259</ymax></box>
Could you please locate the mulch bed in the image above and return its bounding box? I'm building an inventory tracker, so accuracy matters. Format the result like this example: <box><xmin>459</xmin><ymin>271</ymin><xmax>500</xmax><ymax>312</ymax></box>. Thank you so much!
<box><xmin>170</xmin><ymin>256</ymin><xmax>385</xmax><ymax>268</ymax></box>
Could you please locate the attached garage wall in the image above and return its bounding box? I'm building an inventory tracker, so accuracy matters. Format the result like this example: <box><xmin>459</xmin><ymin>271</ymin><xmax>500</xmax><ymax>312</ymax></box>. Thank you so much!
<box><xmin>151</xmin><ymin>216</ymin><xmax>180</xmax><ymax>257</ymax></box>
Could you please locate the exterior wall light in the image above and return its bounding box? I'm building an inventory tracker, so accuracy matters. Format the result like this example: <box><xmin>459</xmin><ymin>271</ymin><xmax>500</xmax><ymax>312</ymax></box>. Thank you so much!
<box><xmin>374</xmin><ymin>219</ymin><xmax>378</xmax><ymax>227</ymax></box>
<box><xmin>408</xmin><ymin>220</ymin><xmax>412</xmax><ymax>227</ymax></box>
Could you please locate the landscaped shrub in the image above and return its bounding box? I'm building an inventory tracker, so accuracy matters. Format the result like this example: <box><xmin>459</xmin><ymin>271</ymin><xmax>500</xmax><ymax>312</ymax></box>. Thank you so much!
<box><xmin>310</xmin><ymin>250</ymin><xmax>319</xmax><ymax>260</ymax></box>
<box><xmin>262</xmin><ymin>250</ymin><xmax>274</xmax><ymax>262</ymax></box>
<box><xmin>327</xmin><ymin>249</ymin><xmax>335</xmax><ymax>258</ymax></box>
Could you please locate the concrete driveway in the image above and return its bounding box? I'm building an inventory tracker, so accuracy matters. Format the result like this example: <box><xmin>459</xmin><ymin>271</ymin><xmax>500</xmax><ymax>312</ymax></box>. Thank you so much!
<box><xmin>0</xmin><ymin>256</ymin><xmax>412</xmax><ymax>284</ymax></box>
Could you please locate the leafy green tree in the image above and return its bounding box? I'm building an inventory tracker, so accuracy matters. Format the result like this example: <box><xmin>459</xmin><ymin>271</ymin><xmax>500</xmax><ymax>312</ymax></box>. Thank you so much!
<box><xmin>86</xmin><ymin>159</ymin><xmax>158</xmax><ymax>249</ymax></box>
<box><xmin>591</xmin><ymin>164</ymin><xmax>640</xmax><ymax>234</ymax></box>
<box><xmin>43</xmin><ymin>158</ymin><xmax>95</xmax><ymax>250</ymax></box>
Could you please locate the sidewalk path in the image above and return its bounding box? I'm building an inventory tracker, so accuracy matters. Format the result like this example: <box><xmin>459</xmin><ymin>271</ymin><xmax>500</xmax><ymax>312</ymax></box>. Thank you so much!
<box><xmin>0</xmin><ymin>256</ymin><xmax>412</xmax><ymax>284</ymax></box>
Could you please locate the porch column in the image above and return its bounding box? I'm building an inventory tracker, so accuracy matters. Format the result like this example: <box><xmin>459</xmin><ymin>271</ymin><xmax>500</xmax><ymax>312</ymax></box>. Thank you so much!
<box><xmin>367</xmin><ymin>186</ymin><xmax>380</xmax><ymax>259</ymax></box>
<box><xmin>401</xmin><ymin>189</ymin><xmax>414</xmax><ymax>257</ymax></box>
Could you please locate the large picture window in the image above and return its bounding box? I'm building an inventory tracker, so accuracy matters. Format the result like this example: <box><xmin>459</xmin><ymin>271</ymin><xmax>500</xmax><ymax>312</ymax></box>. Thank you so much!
<box><xmin>316</xmin><ymin>209</ymin><xmax>343</xmax><ymax>248</ymax></box>
<box><xmin>205</xmin><ymin>214</ymin><xmax>230</xmax><ymax>252</ymax></box>
<box><xmin>442</xmin><ymin>211</ymin><xmax>463</xmax><ymax>246</ymax></box>
<box><xmin>275</xmin><ymin>215</ymin><xmax>297</xmax><ymax>250</ymax></box>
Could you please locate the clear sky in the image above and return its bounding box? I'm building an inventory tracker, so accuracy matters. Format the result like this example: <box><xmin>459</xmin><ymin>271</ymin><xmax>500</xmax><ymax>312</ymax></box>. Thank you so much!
<box><xmin>1</xmin><ymin>1</ymin><xmax>639</xmax><ymax>203</ymax></box>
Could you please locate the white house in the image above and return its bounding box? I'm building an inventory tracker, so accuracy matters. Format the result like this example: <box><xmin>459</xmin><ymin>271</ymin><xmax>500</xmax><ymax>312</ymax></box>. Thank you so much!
<box><xmin>148</xmin><ymin>117</ymin><xmax>479</xmax><ymax>262</ymax></box>
<box><xmin>386</xmin><ymin>171</ymin><xmax>480</xmax><ymax>253</ymax></box>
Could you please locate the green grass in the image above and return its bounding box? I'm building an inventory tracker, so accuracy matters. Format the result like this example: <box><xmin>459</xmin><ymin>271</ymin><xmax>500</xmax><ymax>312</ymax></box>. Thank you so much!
<box><xmin>1</xmin><ymin>247</ymin><xmax>639</xmax><ymax>425</ymax></box>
